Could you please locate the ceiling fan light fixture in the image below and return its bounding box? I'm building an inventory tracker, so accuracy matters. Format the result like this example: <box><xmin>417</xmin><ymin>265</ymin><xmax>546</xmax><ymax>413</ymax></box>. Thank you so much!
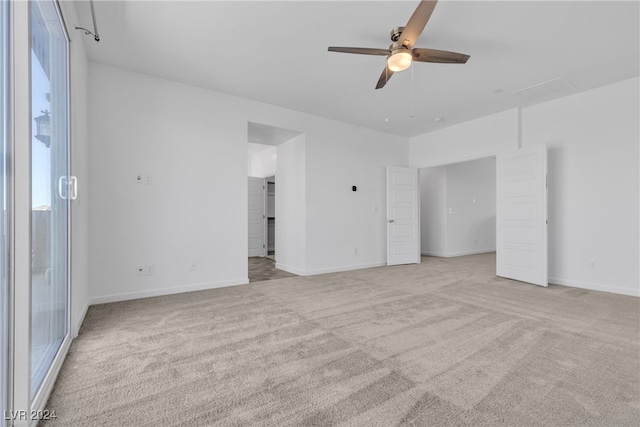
<box><xmin>387</xmin><ymin>49</ymin><xmax>412</xmax><ymax>72</ymax></box>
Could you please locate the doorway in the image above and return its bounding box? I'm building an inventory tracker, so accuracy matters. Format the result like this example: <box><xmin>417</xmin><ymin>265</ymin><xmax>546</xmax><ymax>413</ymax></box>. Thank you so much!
<box><xmin>417</xmin><ymin>144</ymin><xmax>548</xmax><ymax>288</ymax></box>
<box><xmin>419</xmin><ymin>157</ymin><xmax>497</xmax><ymax>260</ymax></box>
<box><xmin>246</xmin><ymin>122</ymin><xmax>302</xmax><ymax>282</ymax></box>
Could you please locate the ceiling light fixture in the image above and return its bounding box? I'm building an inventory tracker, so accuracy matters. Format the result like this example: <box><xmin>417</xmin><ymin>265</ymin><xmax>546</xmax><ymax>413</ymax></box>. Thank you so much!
<box><xmin>387</xmin><ymin>45</ymin><xmax>412</xmax><ymax>72</ymax></box>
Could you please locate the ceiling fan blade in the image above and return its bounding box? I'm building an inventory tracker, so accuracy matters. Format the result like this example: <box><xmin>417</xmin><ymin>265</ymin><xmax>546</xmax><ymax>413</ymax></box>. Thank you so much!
<box><xmin>400</xmin><ymin>0</ymin><xmax>438</xmax><ymax>49</ymax></box>
<box><xmin>375</xmin><ymin>65</ymin><xmax>394</xmax><ymax>89</ymax></box>
<box><xmin>328</xmin><ymin>47</ymin><xmax>389</xmax><ymax>56</ymax></box>
<box><xmin>412</xmin><ymin>48</ymin><xmax>470</xmax><ymax>64</ymax></box>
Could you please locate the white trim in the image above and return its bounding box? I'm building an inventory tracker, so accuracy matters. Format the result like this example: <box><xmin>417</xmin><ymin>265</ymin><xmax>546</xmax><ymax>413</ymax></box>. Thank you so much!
<box><xmin>275</xmin><ymin>263</ymin><xmax>306</xmax><ymax>276</ymax></box>
<box><xmin>549</xmin><ymin>277</ymin><xmax>639</xmax><ymax>298</ymax></box>
<box><xmin>88</xmin><ymin>278</ymin><xmax>249</xmax><ymax>305</ymax></box>
<box><xmin>305</xmin><ymin>261</ymin><xmax>387</xmax><ymax>276</ymax></box>
<box><xmin>29</xmin><ymin>334</ymin><xmax>71</xmax><ymax>427</ymax></box>
<box><xmin>278</xmin><ymin>261</ymin><xmax>387</xmax><ymax>277</ymax></box>
<box><xmin>421</xmin><ymin>251</ymin><xmax>448</xmax><ymax>257</ymax></box>
<box><xmin>12</xmin><ymin>0</ymin><xmax>32</xmax><ymax>421</ymax></box>
<box><xmin>421</xmin><ymin>249</ymin><xmax>496</xmax><ymax>258</ymax></box>
<box><xmin>72</xmin><ymin>303</ymin><xmax>88</xmax><ymax>337</ymax></box>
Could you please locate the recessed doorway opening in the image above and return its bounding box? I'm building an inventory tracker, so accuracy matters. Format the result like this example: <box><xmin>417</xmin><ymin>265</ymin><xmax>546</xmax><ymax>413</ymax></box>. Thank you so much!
<box><xmin>246</xmin><ymin>122</ymin><xmax>303</xmax><ymax>282</ymax></box>
<box><xmin>419</xmin><ymin>157</ymin><xmax>497</xmax><ymax>278</ymax></box>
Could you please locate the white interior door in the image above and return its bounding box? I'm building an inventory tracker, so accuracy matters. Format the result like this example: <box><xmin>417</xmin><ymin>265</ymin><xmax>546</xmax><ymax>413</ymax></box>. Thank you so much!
<box><xmin>248</xmin><ymin>177</ymin><xmax>265</xmax><ymax>257</ymax></box>
<box><xmin>387</xmin><ymin>166</ymin><xmax>420</xmax><ymax>265</ymax></box>
<box><xmin>496</xmin><ymin>144</ymin><xmax>548</xmax><ymax>286</ymax></box>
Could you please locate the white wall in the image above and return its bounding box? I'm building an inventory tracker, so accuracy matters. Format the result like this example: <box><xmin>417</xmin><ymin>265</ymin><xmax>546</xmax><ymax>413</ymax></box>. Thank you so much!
<box><xmin>304</xmin><ymin>125</ymin><xmax>408</xmax><ymax>274</ymax></box>
<box><xmin>88</xmin><ymin>63</ymin><xmax>409</xmax><ymax>303</ymax></box>
<box><xmin>522</xmin><ymin>77</ymin><xmax>639</xmax><ymax>296</ymax></box>
<box><xmin>248</xmin><ymin>145</ymin><xmax>277</xmax><ymax>177</ymax></box>
<box><xmin>89</xmin><ymin>64</ymin><xmax>250</xmax><ymax>303</ymax></box>
<box><xmin>60</xmin><ymin>1</ymin><xmax>90</xmax><ymax>336</ymax></box>
<box><xmin>420</xmin><ymin>158</ymin><xmax>496</xmax><ymax>257</ymax></box>
<box><xmin>276</xmin><ymin>135</ymin><xmax>306</xmax><ymax>273</ymax></box>
<box><xmin>410</xmin><ymin>109</ymin><xmax>518</xmax><ymax>168</ymax></box>
<box><xmin>411</xmin><ymin>77</ymin><xmax>639</xmax><ymax>296</ymax></box>
<box><xmin>446</xmin><ymin>158</ymin><xmax>496</xmax><ymax>256</ymax></box>
<box><xmin>420</xmin><ymin>166</ymin><xmax>447</xmax><ymax>255</ymax></box>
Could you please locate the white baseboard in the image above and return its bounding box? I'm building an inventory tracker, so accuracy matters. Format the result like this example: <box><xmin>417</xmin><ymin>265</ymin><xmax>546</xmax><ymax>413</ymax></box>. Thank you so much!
<box><xmin>89</xmin><ymin>278</ymin><xmax>249</xmax><ymax>305</ymax></box>
<box><xmin>73</xmin><ymin>303</ymin><xmax>89</xmax><ymax>337</ymax></box>
<box><xmin>422</xmin><ymin>249</ymin><xmax>496</xmax><ymax>258</ymax></box>
<box><xmin>306</xmin><ymin>261</ymin><xmax>387</xmax><ymax>276</ymax></box>
<box><xmin>275</xmin><ymin>263</ymin><xmax>307</xmax><ymax>276</ymax></box>
<box><xmin>421</xmin><ymin>251</ymin><xmax>448</xmax><ymax>257</ymax></box>
<box><xmin>276</xmin><ymin>261</ymin><xmax>387</xmax><ymax>276</ymax></box>
<box><xmin>549</xmin><ymin>277</ymin><xmax>639</xmax><ymax>297</ymax></box>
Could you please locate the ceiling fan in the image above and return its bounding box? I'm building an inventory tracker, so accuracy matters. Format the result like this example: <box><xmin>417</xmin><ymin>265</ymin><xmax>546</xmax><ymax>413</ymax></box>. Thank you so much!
<box><xmin>328</xmin><ymin>0</ymin><xmax>469</xmax><ymax>89</ymax></box>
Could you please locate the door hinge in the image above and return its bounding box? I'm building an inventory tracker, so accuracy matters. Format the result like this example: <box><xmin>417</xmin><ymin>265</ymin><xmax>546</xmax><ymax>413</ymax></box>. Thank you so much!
<box><xmin>263</xmin><ymin>214</ymin><xmax>265</xmax><ymax>219</ymax></box>
<box><xmin>263</xmin><ymin>244</ymin><xmax>265</xmax><ymax>248</ymax></box>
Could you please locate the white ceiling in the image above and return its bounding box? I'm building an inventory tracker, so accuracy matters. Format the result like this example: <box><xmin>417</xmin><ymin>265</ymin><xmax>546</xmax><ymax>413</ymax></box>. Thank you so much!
<box><xmin>75</xmin><ymin>1</ymin><xmax>640</xmax><ymax>137</ymax></box>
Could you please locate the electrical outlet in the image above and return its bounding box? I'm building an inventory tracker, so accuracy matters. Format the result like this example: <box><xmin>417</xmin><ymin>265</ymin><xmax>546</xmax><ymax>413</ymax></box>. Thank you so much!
<box><xmin>189</xmin><ymin>260</ymin><xmax>197</xmax><ymax>271</ymax></box>
<box><xmin>144</xmin><ymin>175</ymin><xmax>153</xmax><ymax>185</ymax></box>
<box><xmin>146</xmin><ymin>265</ymin><xmax>155</xmax><ymax>275</ymax></box>
<box><xmin>588</xmin><ymin>259</ymin><xmax>597</xmax><ymax>270</ymax></box>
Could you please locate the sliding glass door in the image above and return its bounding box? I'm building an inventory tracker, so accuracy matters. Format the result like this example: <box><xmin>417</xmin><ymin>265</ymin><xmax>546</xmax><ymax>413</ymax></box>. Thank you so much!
<box><xmin>30</xmin><ymin>0</ymin><xmax>69</xmax><ymax>397</ymax></box>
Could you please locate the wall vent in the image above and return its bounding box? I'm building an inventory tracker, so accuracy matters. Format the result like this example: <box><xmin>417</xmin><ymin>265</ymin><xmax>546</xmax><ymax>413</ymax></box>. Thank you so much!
<box><xmin>514</xmin><ymin>77</ymin><xmax>577</xmax><ymax>102</ymax></box>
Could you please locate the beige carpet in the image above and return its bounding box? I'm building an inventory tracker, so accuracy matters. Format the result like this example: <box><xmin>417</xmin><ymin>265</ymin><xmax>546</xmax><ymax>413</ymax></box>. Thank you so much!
<box><xmin>43</xmin><ymin>253</ymin><xmax>640</xmax><ymax>426</ymax></box>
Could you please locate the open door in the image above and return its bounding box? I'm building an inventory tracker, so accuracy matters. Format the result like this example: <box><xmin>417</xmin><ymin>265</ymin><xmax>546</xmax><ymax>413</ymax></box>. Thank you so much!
<box><xmin>387</xmin><ymin>166</ymin><xmax>420</xmax><ymax>266</ymax></box>
<box><xmin>496</xmin><ymin>144</ymin><xmax>547</xmax><ymax>286</ymax></box>
<box><xmin>248</xmin><ymin>177</ymin><xmax>265</xmax><ymax>257</ymax></box>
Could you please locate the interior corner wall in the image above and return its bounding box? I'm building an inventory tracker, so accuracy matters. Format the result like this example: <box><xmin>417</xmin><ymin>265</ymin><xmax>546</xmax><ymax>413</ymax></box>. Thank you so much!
<box><xmin>445</xmin><ymin>158</ymin><xmax>496</xmax><ymax>257</ymax></box>
<box><xmin>60</xmin><ymin>1</ymin><xmax>90</xmax><ymax>335</ymax></box>
<box><xmin>420</xmin><ymin>166</ymin><xmax>447</xmax><ymax>256</ymax></box>
<box><xmin>522</xmin><ymin>77</ymin><xmax>639</xmax><ymax>296</ymax></box>
<box><xmin>419</xmin><ymin>158</ymin><xmax>496</xmax><ymax>258</ymax></box>
<box><xmin>275</xmin><ymin>135</ymin><xmax>306</xmax><ymax>274</ymax></box>
<box><xmin>410</xmin><ymin>77</ymin><xmax>639</xmax><ymax>296</ymax></box>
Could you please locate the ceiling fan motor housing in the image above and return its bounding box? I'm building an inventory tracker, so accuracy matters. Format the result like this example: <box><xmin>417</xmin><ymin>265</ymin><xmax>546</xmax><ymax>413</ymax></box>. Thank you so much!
<box><xmin>389</xmin><ymin>41</ymin><xmax>411</xmax><ymax>57</ymax></box>
<box><xmin>390</xmin><ymin>26</ymin><xmax>405</xmax><ymax>42</ymax></box>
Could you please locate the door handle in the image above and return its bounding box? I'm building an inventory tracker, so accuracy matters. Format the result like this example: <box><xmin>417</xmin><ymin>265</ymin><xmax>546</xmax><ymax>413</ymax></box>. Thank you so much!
<box><xmin>57</xmin><ymin>176</ymin><xmax>78</xmax><ymax>200</ymax></box>
<box><xmin>69</xmin><ymin>176</ymin><xmax>78</xmax><ymax>200</ymax></box>
<box><xmin>58</xmin><ymin>176</ymin><xmax>68</xmax><ymax>200</ymax></box>
<box><xmin>389</xmin><ymin>219</ymin><xmax>394</xmax><ymax>223</ymax></box>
